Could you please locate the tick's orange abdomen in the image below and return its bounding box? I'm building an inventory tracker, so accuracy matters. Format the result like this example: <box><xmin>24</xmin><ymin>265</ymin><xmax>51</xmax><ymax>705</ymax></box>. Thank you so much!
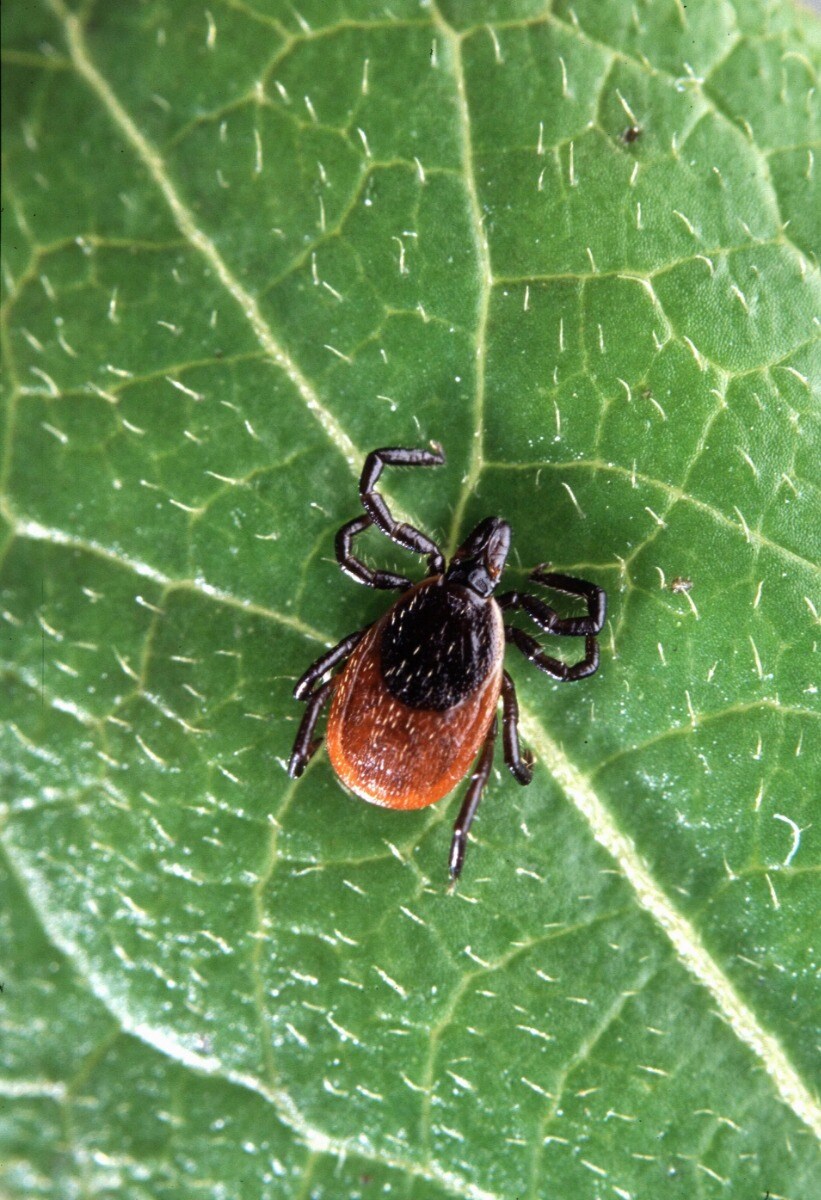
<box><xmin>326</xmin><ymin>581</ymin><xmax>504</xmax><ymax>810</ymax></box>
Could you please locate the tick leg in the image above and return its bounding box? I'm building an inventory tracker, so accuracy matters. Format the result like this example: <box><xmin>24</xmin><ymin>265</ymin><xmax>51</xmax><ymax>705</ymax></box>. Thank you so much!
<box><xmin>497</xmin><ymin>570</ymin><xmax>606</xmax><ymax>637</ymax></box>
<box><xmin>501</xmin><ymin>671</ymin><xmax>533</xmax><ymax>784</ymax></box>
<box><xmin>293</xmin><ymin>626</ymin><xmax>370</xmax><ymax>701</ymax></box>
<box><xmin>358</xmin><ymin>445</ymin><xmax>446</xmax><ymax>575</ymax></box>
<box><xmin>336</xmin><ymin>515</ymin><xmax>414</xmax><ymax>591</ymax></box>
<box><xmin>505</xmin><ymin>625</ymin><xmax>600</xmax><ymax>681</ymax></box>
<box><xmin>288</xmin><ymin>679</ymin><xmax>334</xmax><ymax>778</ymax></box>
<box><xmin>449</xmin><ymin>717</ymin><xmax>497</xmax><ymax>882</ymax></box>
<box><xmin>532</xmin><ymin>568</ymin><xmax>607</xmax><ymax>633</ymax></box>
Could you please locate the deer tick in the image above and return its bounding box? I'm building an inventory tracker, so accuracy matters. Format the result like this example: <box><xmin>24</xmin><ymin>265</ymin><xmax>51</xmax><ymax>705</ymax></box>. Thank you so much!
<box><xmin>288</xmin><ymin>444</ymin><xmax>606</xmax><ymax>880</ymax></box>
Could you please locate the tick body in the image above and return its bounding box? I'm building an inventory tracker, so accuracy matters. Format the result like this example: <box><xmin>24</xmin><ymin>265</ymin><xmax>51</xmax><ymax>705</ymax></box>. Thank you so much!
<box><xmin>328</xmin><ymin>576</ymin><xmax>505</xmax><ymax>810</ymax></box>
<box><xmin>288</xmin><ymin>445</ymin><xmax>606</xmax><ymax>880</ymax></box>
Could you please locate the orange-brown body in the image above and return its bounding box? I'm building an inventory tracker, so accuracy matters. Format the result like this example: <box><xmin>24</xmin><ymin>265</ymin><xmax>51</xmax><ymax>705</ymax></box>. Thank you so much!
<box><xmin>289</xmin><ymin>444</ymin><xmax>605</xmax><ymax>880</ymax></box>
<box><xmin>326</xmin><ymin>579</ymin><xmax>504</xmax><ymax>810</ymax></box>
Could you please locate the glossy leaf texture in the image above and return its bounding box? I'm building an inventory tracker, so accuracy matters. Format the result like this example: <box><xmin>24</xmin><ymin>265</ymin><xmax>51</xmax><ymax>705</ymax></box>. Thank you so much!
<box><xmin>2</xmin><ymin>1</ymin><xmax>819</xmax><ymax>1197</ymax></box>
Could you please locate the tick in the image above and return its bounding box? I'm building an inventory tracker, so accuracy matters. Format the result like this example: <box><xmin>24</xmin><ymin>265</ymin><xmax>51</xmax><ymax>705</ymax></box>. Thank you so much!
<box><xmin>288</xmin><ymin>444</ymin><xmax>606</xmax><ymax>880</ymax></box>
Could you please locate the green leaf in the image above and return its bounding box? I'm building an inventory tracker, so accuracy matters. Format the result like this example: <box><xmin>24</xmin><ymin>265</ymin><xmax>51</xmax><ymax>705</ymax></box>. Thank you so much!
<box><xmin>2</xmin><ymin>1</ymin><xmax>819</xmax><ymax>1196</ymax></box>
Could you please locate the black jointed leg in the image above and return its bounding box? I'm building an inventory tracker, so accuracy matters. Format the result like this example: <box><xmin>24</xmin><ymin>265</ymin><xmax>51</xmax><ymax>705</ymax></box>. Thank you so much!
<box><xmin>501</xmin><ymin>671</ymin><xmax>533</xmax><ymax>784</ymax></box>
<box><xmin>497</xmin><ymin>569</ymin><xmax>606</xmax><ymax>637</ymax></box>
<box><xmin>288</xmin><ymin>679</ymin><xmax>334</xmax><ymax>778</ymax></box>
<box><xmin>336</xmin><ymin>516</ymin><xmax>413</xmax><ymax>591</ymax></box>
<box><xmin>358</xmin><ymin>445</ymin><xmax>446</xmax><ymax>576</ymax></box>
<box><xmin>449</xmin><ymin>717</ymin><xmax>497</xmax><ymax>881</ymax></box>
<box><xmin>531</xmin><ymin>568</ymin><xmax>606</xmax><ymax>631</ymax></box>
<box><xmin>506</xmin><ymin>625</ymin><xmax>600</xmax><ymax>681</ymax></box>
<box><xmin>293</xmin><ymin>626</ymin><xmax>370</xmax><ymax>701</ymax></box>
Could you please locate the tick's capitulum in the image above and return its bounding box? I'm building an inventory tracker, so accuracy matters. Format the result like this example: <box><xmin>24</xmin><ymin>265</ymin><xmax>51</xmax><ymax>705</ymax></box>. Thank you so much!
<box><xmin>288</xmin><ymin>444</ymin><xmax>606</xmax><ymax>880</ymax></box>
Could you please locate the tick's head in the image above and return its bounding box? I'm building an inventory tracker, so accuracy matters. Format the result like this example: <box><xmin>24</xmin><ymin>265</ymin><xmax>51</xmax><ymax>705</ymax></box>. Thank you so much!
<box><xmin>445</xmin><ymin>517</ymin><xmax>511</xmax><ymax>598</ymax></box>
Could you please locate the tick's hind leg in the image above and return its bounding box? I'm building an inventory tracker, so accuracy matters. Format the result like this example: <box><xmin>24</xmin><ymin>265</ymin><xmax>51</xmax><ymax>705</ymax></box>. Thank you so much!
<box><xmin>358</xmin><ymin>445</ymin><xmax>446</xmax><ymax>575</ymax></box>
<box><xmin>288</xmin><ymin>679</ymin><xmax>334</xmax><ymax>778</ymax></box>
<box><xmin>289</xmin><ymin>626</ymin><xmax>370</xmax><ymax>776</ymax></box>
<box><xmin>501</xmin><ymin>671</ymin><xmax>533</xmax><ymax>784</ymax></box>
<box><xmin>449</xmin><ymin>717</ymin><xmax>498</xmax><ymax>882</ymax></box>
<box><xmin>292</xmin><ymin>627</ymin><xmax>369</xmax><ymax>701</ymax></box>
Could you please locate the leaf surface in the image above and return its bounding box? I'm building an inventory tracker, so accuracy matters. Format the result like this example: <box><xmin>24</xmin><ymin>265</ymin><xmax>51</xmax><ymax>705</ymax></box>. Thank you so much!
<box><xmin>2</xmin><ymin>1</ymin><xmax>820</xmax><ymax>1197</ymax></box>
